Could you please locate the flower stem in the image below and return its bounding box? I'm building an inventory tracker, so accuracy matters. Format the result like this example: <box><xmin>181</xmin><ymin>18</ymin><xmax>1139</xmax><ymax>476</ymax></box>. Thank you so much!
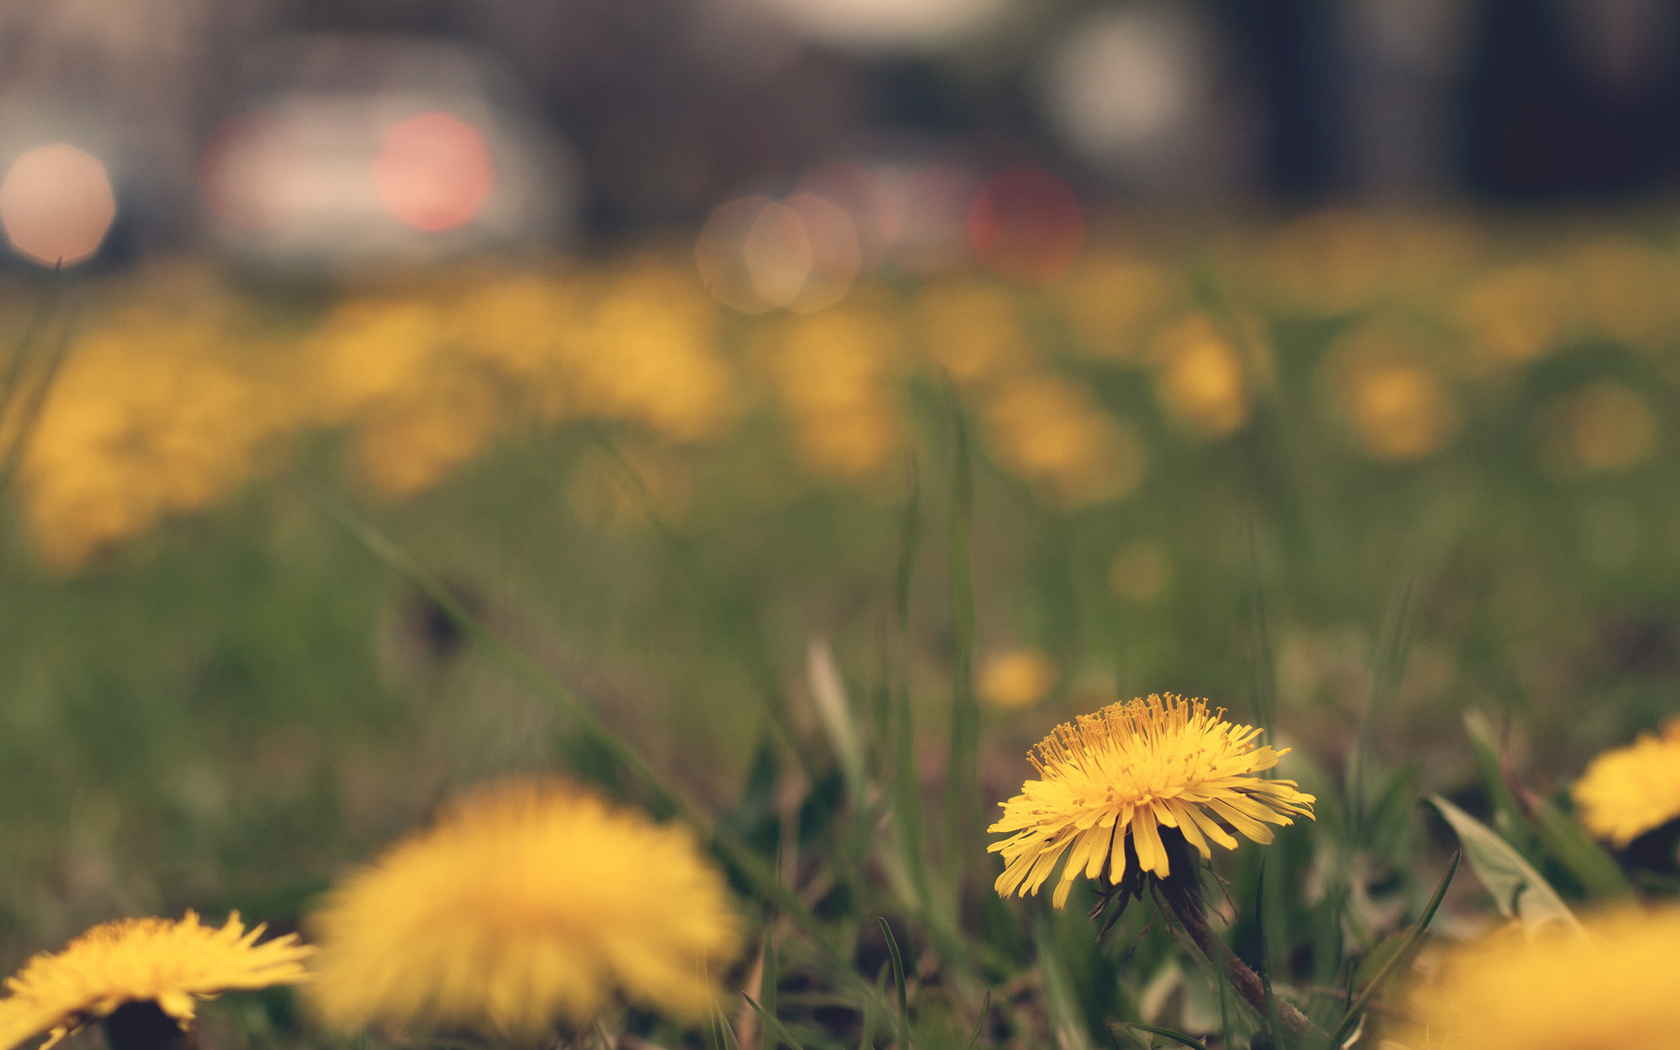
<box><xmin>1156</xmin><ymin>871</ymin><xmax>1324</xmax><ymax>1046</ymax></box>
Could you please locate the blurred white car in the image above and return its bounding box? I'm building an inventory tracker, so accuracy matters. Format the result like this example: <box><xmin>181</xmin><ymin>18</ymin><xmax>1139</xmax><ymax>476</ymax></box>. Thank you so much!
<box><xmin>200</xmin><ymin>35</ymin><xmax>578</xmax><ymax>275</ymax></box>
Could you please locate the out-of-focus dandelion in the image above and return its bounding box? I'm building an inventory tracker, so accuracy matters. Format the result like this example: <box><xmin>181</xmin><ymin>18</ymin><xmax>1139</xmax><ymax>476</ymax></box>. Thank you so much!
<box><xmin>1151</xmin><ymin>313</ymin><xmax>1249</xmax><ymax>438</ymax></box>
<box><xmin>0</xmin><ymin>912</ymin><xmax>311</xmax><ymax>1050</ymax></box>
<box><xmin>1319</xmin><ymin>321</ymin><xmax>1456</xmax><ymax>461</ymax></box>
<box><xmin>1571</xmin><ymin>715</ymin><xmax>1680</xmax><ymax>847</ymax></box>
<box><xmin>1397</xmin><ymin>906</ymin><xmax>1680</xmax><ymax>1049</ymax></box>
<box><xmin>767</xmin><ymin>303</ymin><xmax>903</xmax><ymax>478</ymax></box>
<box><xmin>978</xmin><ymin>648</ymin><xmax>1058</xmax><ymax>710</ymax></box>
<box><xmin>1536</xmin><ymin>379</ymin><xmax>1656</xmax><ymax>476</ymax></box>
<box><xmin>307</xmin><ymin>778</ymin><xmax>739</xmax><ymax>1039</ymax></box>
<box><xmin>988</xmin><ymin>693</ymin><xmax>1313</xmax><ymax>909</ymax></box>
<box><xmin>1457</xmin><ymin>263</ymin><xmax>1578</xmax><ymax>366</ymax></box>
<box><xmin>979</xmin><ymin>373</ymin><xmax>1145</xmax><ymax>506</ymax></box>
<box><xmin>1056</xmin><ymin>253</ymin><xmax>1177</xmax><ymax>362</ymax></box>
<box><xmin>915</xmin><ymin>278</ymin><xmax>1033</xmax><ymax>387</ymax></box>
<box><xmin>1569</xmin><ymin>238</ymin><xmax>1680</xmax><ymax>351</ymax></box>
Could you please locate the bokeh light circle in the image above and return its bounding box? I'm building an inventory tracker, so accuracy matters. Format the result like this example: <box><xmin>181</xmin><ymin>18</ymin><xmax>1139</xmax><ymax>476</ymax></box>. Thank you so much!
<box><xmin>374</xmin><ymin>113</ymin><xmax>495</xmax><ymax>232</ymax></box>
<box><xmin>967</xmin><ymin>165</ymin><xmax>1083</xmax><ymax>284</ymax></box>
<box><xmin>0</xmin><ymin>143</ymin><xmax>116</xmax><ymax>266</ymax></box>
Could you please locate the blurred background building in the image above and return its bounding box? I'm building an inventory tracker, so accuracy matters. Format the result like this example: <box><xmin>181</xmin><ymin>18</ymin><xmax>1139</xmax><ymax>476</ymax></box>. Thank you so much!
<box><xmin>0</xmin><ymin>0</ymin><xmax>1679</xmax><ymax>267</ymax></box>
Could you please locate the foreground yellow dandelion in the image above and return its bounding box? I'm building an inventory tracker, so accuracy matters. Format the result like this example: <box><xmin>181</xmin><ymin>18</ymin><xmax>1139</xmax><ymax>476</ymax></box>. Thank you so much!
<box><xmin>988</xmin><ymin>694</ymin><xmax>1314</xmax><ymax>909</ymax></box>
<box><xmin>308</xmin><ymin>778</ymin><xmax>739</xmax><ymax>1039</ymax></box>
<box><xmin>1572</xmin><ymin>715</ymin><xmax>1680</xmax><ymax>847</ymax></box>
<box><xmin>0</xmin><ymin>912</ymin><xmax>312</xmax><ymax>1050</ymax></box>
<box><xmin>1397</xmin><ymin>906</ymin><xmax>1680</xmax><ymax>1049</ymax></box>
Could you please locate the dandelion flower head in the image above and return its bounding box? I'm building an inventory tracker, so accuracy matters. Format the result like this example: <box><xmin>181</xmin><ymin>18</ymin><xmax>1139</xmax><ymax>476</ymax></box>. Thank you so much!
<box><xmin>308</xmin><ymin>778</ymin><xmax>740</xmax><ymax>1039</ymax></box>
<box><xmin>1571</xmin><ymin>714</ymin><xmax>1680</xmax><ymax>847</ymax></box>
<box><xmin>1398</xmin><ymin>906</ymin><xmax>1680</xmax><ymax>1049</ymax></box>
<box><xmin>0</xmin><ymin>911</ymin><xmax>312</xmax><ymax>1050</ymax></box>
<box><xmin>989</xmin><ymin>694</ymin><xmax>1314</xmax><ymax>908</ymax></box>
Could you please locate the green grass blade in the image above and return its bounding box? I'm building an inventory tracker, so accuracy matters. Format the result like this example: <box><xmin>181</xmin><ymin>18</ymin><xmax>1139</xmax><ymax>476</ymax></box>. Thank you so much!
<box><xmin>963</xmin><ymin>990</ymin><xmax>990</xmax><ymax>1050</ymax></box>
<box><xmin>1323</xmin><ymin>851</ymin><xmax>1458</xmax><ymax>1050</ymax></box>
<box><xmin>1243</xmin><ymin>517</ymin><xmax>1277</xmax><ymax>742</ymax></box>
<box><xmin>895</xmin><ymin>454</ymin><xmax>921</xmax><ymax>633</ymax></box>
<box><xmin>1118</xmin><ymin>1023</ymin><xmax>1211</xmax><ymax>1050</ymax></box>
<box><xmin>858</xmin><ymin>964</ymin><xmax>887</xmax><ymax>1050</ymax></box>
<box><xmin>878</xmin><ymin>918</ymin><xmax>912</xmax><ymax>1050</ymax></box>
<box><xmin>891</xmin><ymin>463</ymin><xmax>930</xmax><ymax>914</ymax></box>
<box><xmin>1255</xmin><ymin>860</ymin><xmax>1287</xmax><ymax>1050</ymax></box>
<box><xmin>743</xmin><ymin>993</ymin><xmax>806</xmax><ymax>1050</ymax></box>
<box><xmin>1351</xmin><ymin>576</ymin><xmax>1416</xmax><ymax>834</ymax></box>
<box><xmin>944</xmin><ymin>392</ymin><xmax>979</xmax><ymax>882</ymax></box>
<box><xmin>718</xmin><ymin>1004</ymin><xmax>745</xmax><ymax>1050</ymax></box>
<box><xmin>760</xmin><ymin>931</ymin><xmax>779</xmax><ymax>1050</ymax></box>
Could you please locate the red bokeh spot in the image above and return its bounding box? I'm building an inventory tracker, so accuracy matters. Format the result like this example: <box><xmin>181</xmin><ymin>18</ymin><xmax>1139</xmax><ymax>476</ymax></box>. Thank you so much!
<box><xmin>967</xmin><ymin>165</ymin><xmax>1083</xmax><ymax>284</ymax></box>
<box><xmin>374</xmin><ymin>112</ymin><xmax>495</xmax><ymax>232</ymax></box>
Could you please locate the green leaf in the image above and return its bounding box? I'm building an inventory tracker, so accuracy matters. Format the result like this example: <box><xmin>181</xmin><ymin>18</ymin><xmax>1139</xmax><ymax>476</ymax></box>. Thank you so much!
<box><xmin>1530</xmin><ymin>798</ymin><xmax>1634</xmax><ymax>902</ymax></box>
<box><xmin>963</xmin><ymin>991</ymin><xmax>991</xmax><ymax>1050</ymax></box>
<box><xmin>1117</xmin><ymin>1023</ymin><xmax>1211</xmax><ymax>1050</ymax></box>
<box><xmin>1254</xmin><ymin>861</ymin><xmax>1288</xmax><ymax>1050</ymax></box>
<box><xmin>743</xmin><ymin>993</ymin><xmax>807</xmax><ymax>1050</ymax></box>
<box><xmin>1325</xmin><ymin>850</ymin><xmax>1458</xmax><ymax>1050</ymax></box>
<box><xmin>1426</xmin><ymin>795</ymin><xmax>1586</xmax><ymax>938</ymax></box>
<box><xmin>879</xmin><ymin>918</ymin><xmax>912</xmax><ymax>1050</ymax></box>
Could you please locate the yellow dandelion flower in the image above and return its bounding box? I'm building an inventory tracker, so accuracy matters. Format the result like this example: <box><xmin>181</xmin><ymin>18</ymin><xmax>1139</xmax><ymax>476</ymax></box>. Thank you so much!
<box><xmin>1572</xmin><ymin>716</ymin><xmax>1680</xmax><ymax>847</ymax></box>
<box><xmin>988</xmin><ymin>694</ymin><xmax>1314</xmax><ymax>909</ymax></box>
<box><xmin>307</xmin><ymin>778</ymin><xmax>740</xmax><ymax>1039</ymax></box>
<box><xmin>0</xmin><ymin>911</ymin><xmax>312</xmax><ymax>1050</ymax></box>
<box><xmin>1397</xmin><ymin>906</ymin><xmax>1680</xmax><ymax>1049</ymax></box>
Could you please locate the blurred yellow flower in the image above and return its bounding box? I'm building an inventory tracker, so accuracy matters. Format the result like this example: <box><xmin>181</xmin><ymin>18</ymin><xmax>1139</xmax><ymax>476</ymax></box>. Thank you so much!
<box><xmin>1570</xmin><ymin>238</ymin><xmax>1680</xmax><ymax>351</ymax></box>
<box><xmin>1319</xmin><ymin>321</ymin><xmax>1456</xmax><ymax>462</ymax></box>
<box><xmin>1152</xmin><ymin>314</ymin><xmax>1249</xmax><ymax>438</ymax></box>
<box><xmin>1398</xmin><ymin>906</ymin><xmax>1680</xmax><ymax>1049</ymax></box>
<box><xmin>1260</xmin><ymin>209</ymin><xmax>1392</xmax><ymax>315</ymax></box>
<box><xmin>308</xmin><ymin>778</ymin><xmax>739</xmax><ymax>1038</ymax></box>
<box><xmin>1537</xmin><ymin>379</ymin><xmax>1656</xmax><ymax>475</ymax></box>
<box><xmin>1057</xmin><ymin>254</ymin><xmax>1177</xmax><ymax>362</ymax></box>
<box><xmin>1571</xmin><ymin>716</ymin><xmax>1680</xmax><ymax>847</ymax></box>
<box><xmin>768</xmin><ymin>304</ymin><xmax>903</xmax><ymax>478</ymax></box>
<box><xmin>0</xmin><ymin>912</ymin><xmax>311</xmax><ymax>1050</ymax></box>
<box><xmin>915</xmin><ymin>279</ymin><xmax>1033</xmax><ymax>387</ymax></box>
<box><xmin>1456</xmin><ymin>263</ymin><xmax>1578</xmax><ymax>366</ymax></box>
<box><xmin>978</xmin><ymin>648</ymin><xmax>1058</xmax><ymax>710</ymax></box>
<box><xmin>988</xmin><ymin>694</ymin><xmax>1314</xmax><ymax>908</ymax></box>
<box><xmin>980</xmin><ymin>374</ymin><xmax>1145</xmax><ymax>506</ymax></box>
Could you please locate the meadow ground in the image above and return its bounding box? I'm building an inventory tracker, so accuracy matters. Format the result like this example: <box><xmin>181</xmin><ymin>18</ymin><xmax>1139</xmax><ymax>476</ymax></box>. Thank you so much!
<box><xmin>0</xmin><ymin>209</ymin><xmax>1676</xmax><ymax>1049</ymax></box>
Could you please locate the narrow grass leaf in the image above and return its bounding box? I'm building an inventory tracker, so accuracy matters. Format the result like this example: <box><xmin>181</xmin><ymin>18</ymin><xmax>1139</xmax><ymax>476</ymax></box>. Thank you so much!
<box><xmin>1351</xmin><ymin>577</ymin><xmax>1415</xmax><ymax>833</ymax></box>
<box><xmin>760</xmin><ymin>931</ymin><xmax>779</xmax><ymax>1050</ymax></box>
<box><xmin>1118</xmin><ymin>1023</ymin><xmax>1211</xmax><ymax>1050</ymax></box>
<box><xmin>944</xmin><ymin>391</ymin><xmax>980</xmax><ymax>880</ymax></box>
<box><xmin>1324</xmin><ymin>850</ymin><xmax>1458</xmax><ymax>1050</ymax></box>
<box><xmin>1243</xmin><ymin>517</ymin><xmax>1277</xmax><ymax>742</ymax></box>
<box><xmin>963</xmin><ymin>990</ymin><xmax>990</xmax><ymax>1050</ymax></box>
<box><xmin>744</xmin><ymin>994</ymin><xmax>806</xmax><ymax>1050</ymax></box>
<box><xmin>1426</xmin><ymin>795</ymin><xmax>1586</xmax><ymax>938</ymax></box>
<box><xmin>1254</xmin><ymin>861</ymin><xmax>1288</xmax><ymax>1050</ymax></box>
<box><xmin>878</xmin><ymin>918</ymin><xmax>912</xmax><ymax>1050</ymax></box>
<box><xmin>808</xmin><ymin>639</ymin><xmax>867</xmax><ymax>805</ymax></box>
